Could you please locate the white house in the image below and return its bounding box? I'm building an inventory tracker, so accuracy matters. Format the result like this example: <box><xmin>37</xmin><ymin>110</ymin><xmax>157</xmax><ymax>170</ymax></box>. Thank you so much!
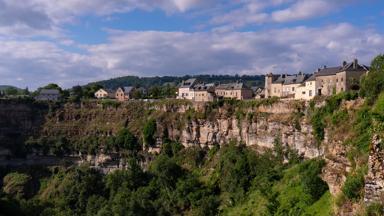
<box><xmin>94</xmin><ymin>89</ymin><xmax>115</xmax><ymax>99</ymax></box>
<box><xmin>177</xmin><ymin>78</ymin><xmax>197</xmax><ymax>100</ymax></box>
<box><xmin>295</xmin><ymin>75</ymin><xmax>317</xmax><ymax>100</ymax></box>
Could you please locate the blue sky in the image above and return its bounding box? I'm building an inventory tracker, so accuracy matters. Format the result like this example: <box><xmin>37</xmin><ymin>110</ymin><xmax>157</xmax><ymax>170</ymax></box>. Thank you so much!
<box><xmin>0</xmin><ymin>0</ymin><xmax>383</xmax><ymax>89</ymax></box>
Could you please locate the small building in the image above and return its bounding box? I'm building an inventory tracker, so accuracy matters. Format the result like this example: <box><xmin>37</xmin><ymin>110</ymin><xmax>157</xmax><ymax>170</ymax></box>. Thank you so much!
<box><xmin>177</xmin><ymin>78</ymin><xmax>197</xmax><ymax>100</ymax></box>
<box><xmin>35</xmin><ymin>89</ymin><xmax>60</xmax><ymax>101</ymax></box>
<box><xmin>295</xmin><ymin>74</ymin><xmax>317</xmax><ymax>100</ymax></box>
<box><xmin>315</xmin><ymin>59</ymin><xmax>369</xmax><ymax>96</ymax></box>
<box><xmin>266</xmin><ymin>59</ymin><xmax>369</xmax><ymax>100</ymax></box>
<box><xmin>94</xmin><ymin>89</ymin><xmax>115</xmax><ymax>99</ymax></box>
<box><xmin>115</xmin><ymin>87</ymin><xmax>135</xmax><ymax>101</ymax></box>
<box><xmin>265</xmin><ymin>73</ymin><xmax>309</xmax><ymax>98</ymax></box>
<box><xmin>193</xmin><ymin>83</ymin><xmax>216</xmax><ymax>102</ymax></box>
<box><xmin>253</xmin><ymin>87</ymin><xmax>265</xmax><ymax>99</ymax></box>
<box><xmin>215</xmin><ymin>82</ymin><xmax>253</xmax><ymax>100</ymax></box>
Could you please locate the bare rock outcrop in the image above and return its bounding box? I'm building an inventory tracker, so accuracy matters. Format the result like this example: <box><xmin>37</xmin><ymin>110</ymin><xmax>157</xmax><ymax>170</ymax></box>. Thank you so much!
<box><xmin>364</xmin><ymin>135</ymin><xmax>384</xmax><ymax>204</ymax></box>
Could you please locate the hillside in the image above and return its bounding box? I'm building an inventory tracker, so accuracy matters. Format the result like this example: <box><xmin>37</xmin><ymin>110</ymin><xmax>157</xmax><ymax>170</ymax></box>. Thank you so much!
<box><xmin>89</xmin><ymin>74</ymin><xmax>265</xmax><ymax>89</ymax></box>
<box><xmin>0</xmin><ymin>55</ymin><xmax>384</xmax><ymax>216</ymax></box>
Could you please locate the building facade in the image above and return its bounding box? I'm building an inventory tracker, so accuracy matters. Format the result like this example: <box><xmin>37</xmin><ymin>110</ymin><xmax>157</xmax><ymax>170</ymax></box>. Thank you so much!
<box><xmin>265</xmin><ymin>59</ymin><xmax>369</xmax><ymax>100</ymax></box>
<box><xmin>215</xmin><ymin>82</ymin><xmax>253</xmax><ymax>100</ymax></box>
<box><xmin>193</xmin><ymin>83</ymin><xmax>216</xmax><ymax>102</ymax></box>
<box><xmin>95</xmin><ymin>89</ymin><xmax>115</xmax><ymax>99</ymax></box>
<box><xmin>177</xmin><ymin>78</ymin><xmax>197</xmax><ymax>100</ymax></box>
<box><xmin>35</xmin><ymin>89</ymin><xmax>60</xmax><ymax>101</ymax></box>
<box><xmin>115</xmin><ymin>87</ymin><xmax>134</xmax><ymax>101</ymax></box>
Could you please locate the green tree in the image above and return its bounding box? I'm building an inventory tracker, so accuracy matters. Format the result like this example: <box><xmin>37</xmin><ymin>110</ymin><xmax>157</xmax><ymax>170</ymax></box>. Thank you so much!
<box><xmin>69</xmin><ymin>85</ymin><xmax>84</xmax><ymax>102</ymax></box>
<box><xmin>143</xmin><ymin>119</ymin><xmax>157</xmax><ymax>147</ymax></box>
<box><xmin>4</xmin><ymin>87</ymin><xmax>19</xmax><ymax>95</ymax></box>
<box><xmin>114</xmin><ymin>128</ymin><xmax>140</xmax><ymax>152</ymax></box>
<box><xmin>360</xmin><ymin>54</ymin><xmax>384</xmax><ymax>103</ymax></box>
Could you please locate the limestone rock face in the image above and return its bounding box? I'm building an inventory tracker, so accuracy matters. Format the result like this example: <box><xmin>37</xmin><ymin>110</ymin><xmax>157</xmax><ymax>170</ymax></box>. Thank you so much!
<box><xmin>176</xmin><ymin>116</ymin><xmax>322</xmax><ymax>159</ymax></box>
<box><xmin>364</xmin><ymin>135</ymin><xmax>384</xmax><ymax>204</ymax></box>
<box><xmin>322</xmin><ymin>137</ymin><xmax>351</xmax><ymax>196</ymax></box>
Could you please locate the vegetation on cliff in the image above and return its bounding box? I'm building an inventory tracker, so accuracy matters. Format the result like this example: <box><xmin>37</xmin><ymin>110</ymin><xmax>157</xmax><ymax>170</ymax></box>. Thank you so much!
<box><xmin>0</xmin><ymin>141</ymin><xmax>328</xmax><ymax>216</ymax></box>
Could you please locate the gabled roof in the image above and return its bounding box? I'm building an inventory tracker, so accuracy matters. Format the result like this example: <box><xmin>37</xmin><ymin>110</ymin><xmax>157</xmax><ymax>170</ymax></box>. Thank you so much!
<box><xmin>216</xmin><ymin>82</ymin><xmax>249</xmax><ymax>90</ymax></box>
<box><xmin>40</xmin><ymin>89</ymin><xmax>60</xmax><ymax>95</ymax></box>
<box><xmin>272</xmin><ymin>74</ymin><xmax>309</xmax><ymax>85</ymax></box>
<box><xmin>180</xmin><ymin>78</ymin><xmax>197</xmax><ymax>88</ymax></box>
<box><xmin>315</xmin><ymin>59</ymin><xmax>370</xmax><ymax>77</ymax></box>
<box><xmin>194</xmin><ymin>83</ymin><xmax>215</xmax><ymax>91</ymax></box>
<box><xmin>117</xmin><ymin>86</ymin><xmax>134</xmax><ymax>95</ymax></box>
<box><xmin>306</xmin><ymin>74</ymin><xmax>316</xmax><ymax>82</ymax></box>
<box><xmin>316</xmin><ymin>66</ymin><xmax>341</xmax><ymax>77</ymax></box>
<box><xmin>97</xmin><ymin>88</ymin><xmax>115</xmax><ymax>94</ymax></box>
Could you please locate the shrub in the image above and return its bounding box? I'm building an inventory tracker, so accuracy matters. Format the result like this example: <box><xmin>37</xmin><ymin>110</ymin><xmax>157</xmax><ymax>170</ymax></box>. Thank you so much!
<box><xmin>331</xmin><ymin>109</ymin><xmax>348</xmax><ymax>125</ymax></box>
<box><xmin>143</xmin><ymin>119</ymin><xmax>157</xmax><ymax>147</ymax></box>
<box><xmin>365</xmin><ymin>203</ymin><xmax>384</xmax><ymax>216</ymax></box>
<box><xmin>3</xmin><ymin>172</ymin><xmax>33</xmax><ymax>199</ymax></box>
<box><xmin>342</xmin><ymin>172</ymin><xmax>365</xmax><ymax>200</ymax></box>
<box><xmin>360</xmin><ymin>54</ymin><xmax>384</xmax><ymax>103</ymax></box>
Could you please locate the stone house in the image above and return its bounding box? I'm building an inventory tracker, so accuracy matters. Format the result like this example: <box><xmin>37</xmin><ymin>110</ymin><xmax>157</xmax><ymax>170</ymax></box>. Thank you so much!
<box><xmin>193</xmin><ymin>83</ymin><xmax>216</xmax><ymax>102</ymax></box>
<box><xmin>115</xmin><ymin>87</ymin><xmax>135</xmax><ymax>101</ymax></box>
<box><xmin>266</xmin><ymin>59</ymin><xmax>369</xmax><ymax>100</ymax></box>
<box><xmin>177</xmin><ymin>78</ymin><xmax>197</xmax><ymax>100</ymax></box>
<box><xmin>94</xmin><ymin>89</ymin><xmax>115</xmax><ymax>99</ymax></box>
<box><xmin>215</xmin><ymin>82</ymin><xmax>253</xmax><ymax>100</ymax></box>
<box><xmin>265</xmin><ymin>73</ymin><xmax>309</xmax><ymax>98</ymax></box>
<box><xmin>315</xmin><ymin>59</ymin><xmax>369</xmax><ymax>96</ymax></box>
<box><xmin>35</xmin><ymin>89</ymin><xmax>60</xmax><ymax>101</ymax></box>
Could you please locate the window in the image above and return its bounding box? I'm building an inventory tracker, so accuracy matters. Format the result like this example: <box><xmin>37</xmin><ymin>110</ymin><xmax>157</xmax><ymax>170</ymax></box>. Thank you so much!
<box><xmin>292</xmin><ymin>87</ymin><xmax>295</xmax><ymax>91</ymax></box>
<box><xmin>302</xmin><ymin>91</ymin><xmax>306</xmax><ymax>95</ymax></box>
<box><xmin>309</xmin><ymin>90</ymin><xmax>312</xmax><ymax>97</ymax></box>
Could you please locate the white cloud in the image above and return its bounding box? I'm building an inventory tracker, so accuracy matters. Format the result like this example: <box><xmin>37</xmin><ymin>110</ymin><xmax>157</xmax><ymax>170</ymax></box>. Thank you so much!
<box><xmin>271</xmin><ymin>0</ymin><xmax>333</xmax><ymax>22</ymax></box>
<box><xmin>0</xmin><ymin>22</ymin><xmax>382</xmax><ymax>89</ymax></box>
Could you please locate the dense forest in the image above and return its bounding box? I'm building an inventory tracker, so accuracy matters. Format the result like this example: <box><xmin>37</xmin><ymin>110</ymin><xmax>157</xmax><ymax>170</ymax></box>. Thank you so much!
<box><xmin>90</xmin><ymin>75</ymin><xmax>265</xmax><ymax>89</ymax></box>
<box><xmin>1</xmin><ymin>54</ymin><xmax>384</xmax><ymax>215</ymax></box>
<box><xmin>0</xmin><ymin>140</ymin><xmax>329</xmax><ymax>216</ymax></box>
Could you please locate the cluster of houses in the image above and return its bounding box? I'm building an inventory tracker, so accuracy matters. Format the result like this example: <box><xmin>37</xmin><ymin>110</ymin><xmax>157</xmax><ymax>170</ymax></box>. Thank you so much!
<box><xmin>94</xmin><ymin>87</ymin><xmax>143</xmax><ymax>101</ymax></box>
<box><xmin>177</xmin><ymin>59</ymin><xmax>369</xmax><ymax>102</ymax></box>
<box><xmin>176</xmin><ymin>78</ymin><xmax>254</xmax><ymax>102</ymax></box>
<box><xmin>264</xmin><ymin>59</ymin><xmax>370</xmax><ymax>100</ymax></box>
<box><xmin>33</xmin><ymin>59</ymin><xmax>369</xmax><ymax>102</ymax></box>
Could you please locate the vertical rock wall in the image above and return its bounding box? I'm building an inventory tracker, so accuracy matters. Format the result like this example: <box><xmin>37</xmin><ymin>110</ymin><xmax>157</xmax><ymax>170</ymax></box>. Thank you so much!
<box><xmin>365</xmin><ymin>135</ymin><xmax>384</xmax><ymax>203</ymax></box>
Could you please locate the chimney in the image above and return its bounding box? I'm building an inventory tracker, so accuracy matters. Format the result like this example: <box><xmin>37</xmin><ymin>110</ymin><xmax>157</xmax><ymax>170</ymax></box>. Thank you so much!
<box><xmin>323</xmin><ymin>65</ymin><xmax>327</xmax><ymax>69</ymax></box>
<box><xmin>353</xmin><ymin>59</ymin><xmax>358</xmax><ymax>69</ymax></box>
<box><xmin>317</xmin><ymin>68</ymin><xmax>321</xmax><ymax>72</ymax></box>
<box><xmin>342</xmin><ymin>61</ymin><xmax>347</xmax><ymax>66</ymax></box>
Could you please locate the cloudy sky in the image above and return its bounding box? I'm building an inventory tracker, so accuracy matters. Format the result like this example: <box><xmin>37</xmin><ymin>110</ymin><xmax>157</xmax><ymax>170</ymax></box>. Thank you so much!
<box><xmin>0</xmin><ymin>0</ymin><xmax>383</xmax><ymax>89</ymax></box>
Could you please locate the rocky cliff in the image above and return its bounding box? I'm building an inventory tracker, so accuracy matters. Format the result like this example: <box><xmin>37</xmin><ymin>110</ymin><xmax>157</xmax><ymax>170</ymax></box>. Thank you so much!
<box><xmin>0</xmin><ymin>98</ymin><xmax>362</xmax><ymax>205</ymax></box>
<box><xmin>365</xmin><ymin>135</ymin><xmax>384</xmax><ymax>204</ymax></box>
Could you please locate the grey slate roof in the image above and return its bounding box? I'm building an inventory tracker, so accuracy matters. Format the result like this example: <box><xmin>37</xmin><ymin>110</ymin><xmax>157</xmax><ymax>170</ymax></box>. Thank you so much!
<box><xmin>316</xmin><ymin>66</ymin><xmax>341</xmax><ymax>77</ymax></box>
<box><xmin>306</xmin><ymin>74</ymin><xmax>316</xmax><ymax>82</ymax></box>
<box><xmin>123</xmin><ymin>87</ymin><xmax>134</xmax><ymax>94</ymax></box>
<box><xmin>216</xmin><ymin>82</ymin><xmax>249</xmax><ymax>90</ymax></box>
<box><xmin>40</xmin><ymin>89</ymin><xmax>60</xmax><ymax>95</ymax></box>
<box><xmin>194</xmin><ymin>83</ymin><xmax>215</xmax><ymax>91</ymax></box>
<box><xmin>316</xmin><ymin>60</ymin><xmax>370</xmax><ymax>77</ymax></box>
<box><xmin>180</xmin><ymin>78</ymin><xmax>197</xmax><ymax>88</ymax></box>
<box><xmin>272</xmin><ymin>74</ymin><xmax>309</xmax><ymax>85</ymax></box>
